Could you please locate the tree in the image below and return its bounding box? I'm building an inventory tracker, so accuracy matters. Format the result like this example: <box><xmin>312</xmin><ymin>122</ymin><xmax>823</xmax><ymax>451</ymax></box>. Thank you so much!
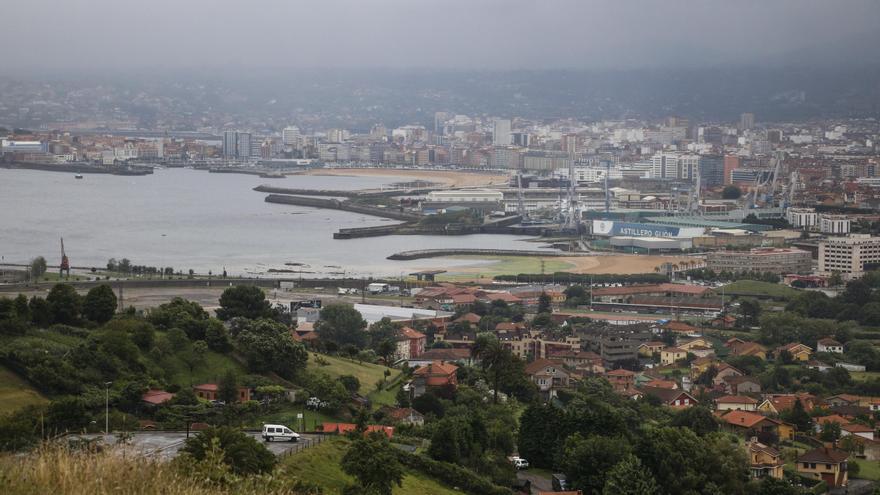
<box><xmin>28</xmin><ymin>296</ymin><xmax>51</xmax><ymax>327</ymax></box>
<box><xmin>828</xmin><ymin>271</ymin><xmax>844</xmax><ymax>287</ymax></box>
<box><xmin>82</xmin><ymin>284</ymin><xmax>117</xmax><ymax>323</ymax></box>
<box><xmin>537</xmin><ymin>291</ymin><xmax>552</xmax><ymax>314</ymax></box>
<box><xmin>30</xmin><ymin>256</ymin><xmax>47</xmax><ymax>279</ymax></box>
<box><xmin>339</xmin><ymin>375</ymin><xmax>361</xmax><ymax>394</ymax></box>
<box><xmin>340</xmin><ymin>433</ymin><xmax>404</xmax><ymax>495</ymax></box>
<box><xmin>561</xmin><ymin>433</ymin><xmax>632</xmax><ymax>494</ymax></box>
<box><xmin>181</xmin><ymin>426</ymin><xmax>275</xmax><ymax>475</ymax></box>
<box><xmin>780</xmin><ymin>398</ymin><xmax>811</xmax><ymax>432</ymax></box>
<box><xmin>216</xmin><ymin>285</ymin><xmax>275</xmax><ymax>321</ymax></box>
<box><xmin>722</xmin><ymin>185</ymin><xmax>742</xmax><ymax>200</ymax></box>
<box><xmin>755</xmin><ymin>477</ymin><xmax>800</xmax><ymax>495</ymax></box>
<box><xmin>738</xmin><ymin>298</ymin><xmax>761</xmax><ymax>327</ymax></box>
<box><xmin>217</xmin><ymin>370</ymin><xmax>239</xmax><ymax>404</ymax></box>
<box><xmin>472</xmin><ymin>333</ymin><xmax>515</xmax><ymax>404</ymax></box>
<box><xmin>235</xmin><ymin>319</ymin><xmax>308</xmax><ymax>379</ymax></box>
<box><xmin>670</xmin><ymin>406</ymin><xmax>719</xmax><ymax>436</ymax></box>
<box><xmin>315</xmin><ymin>304</ymin><xmax>368</xmax><ymax>348</ymax></box>
<box><xmin>376</xmin><ymin>339</ymin><xmax>397</xmax><ymax>365</ymax></box>
<box><xmin>46</xmin><ymin>283</ymin><xmax>82</xmax><ymax>325</ymax></box>
<box><xmin>819</xmin><ymin>421</ymin><xmax>841</xmax><ymax>442</ymax></box>
<box><xmin>204</xmin><ymin>319</ymin><xmax>232</xmax><ymax>352</ymax></box>
<box><xmin>603</xmin><ymin>454</ymin><xmax>659</xmax><ymax>495</ymax></box>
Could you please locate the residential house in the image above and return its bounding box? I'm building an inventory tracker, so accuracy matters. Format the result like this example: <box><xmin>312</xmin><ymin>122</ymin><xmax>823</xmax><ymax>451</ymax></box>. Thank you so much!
<box><xmin>690</xmin><ymin>356</ymin><xmax>719</xmax><ymax>378</ymax></box>
<box><xmin>193</xmin><ymin>384</ymin><xmax>251</xmax><ymax>403</ymax></box>
<box><xmin>525</xmin><ymin>358</ymin><xmax>572</xmax><ymax>398</ymax></box>
<box><xmin>746</xmin><ymin>438</ymin><xmax>784</xmax><ymax>479</ymax></box>
<box><xmin>723</xmin><ymin>376</ymin><xmax>762</xmax><ymax>395</ymax></box>
<box><xmin>605</xmin><ymin>368</ymin><xmax>636</xmax><ymax>392</ymax></box>
<box><xmin>775</xmin><ymin>343</ymin><xmax>812</xmax><ymax>362</ymax></box>
<box><xmin>824</xmin><ymin>394</ymin><xmax>862</xmax><ymax>408</ymax></box>
<box><xmin>663</xmin><ymin>321</ymin><xmax>701</xmax><ymax>335</ymax></box>
<box><xmin>715</xmin><ymin>395</ymin><xmax>758</xmax><ymax>412</ymax></box>
<box><xmin>711</xmin><ymin>314</ymin><xmax>737</xmax><ymax>329</ymax></box>
<box><xmin>638</xmin><ymin>341</ymin><xmax>666</xmax><ymax>357</ymax></box>
<box><xmin>841</xmin><ymin>423</ymin><xmax>875</xmax><ymax>441</ymax></box>
<box><xmin>677</xmin><ymin>337</ymin><xmax>710</xmax><ymax>351</ymax></box>
<box><xmin>385</xmin><ymin>407</ymin><xmax>425</xmax><ymax>426</ymax></box>
<box><xmin>141</xmin><ymin>389</ymin><xmax>175</xmax><ymax>406</ymax></box>
<box><xmin>394</xmin><ymin>326</ymin><xmax>426</xmax><ymax>361</ymax></box>
<box><xmin>660</xmin><ymin>347</ymin><xmax>688</xmax><ymax>366</ymax></box>
<box><xmin>454</xmin><ymin>312</ymin><xmax>481</xmax><ymax>325</ymax></box>
<box><xmin>645</xmin><ymin>378</ymin><xmax>678</xmax><ymax>390</ymax></box>
<box><xmin>817</xmin><ymin>338</ymin><xmax>844</xmax><ymax>354</ymax></box>
<box><xmin>411</xmin><ymin>361</ymin><xmax>458</xmax><ymax>397</ymax></box>
<box><xmin>640</xmin><ymin>386</ymin><xmax>697</xmax><ymax>408</ymax></box>
<box><xmin>712</xmin><ymin>363</ymin><xmax>744</xmax><ymax>388</ymax></box>
<box><xmin>758</xmin><ymin>393</ymin><xmax>816</xmax><ymax>415</ymax></box>
<box><xmin>721</xmin><ymin>411</ymin><xmax>791</xmax><ymax>440</ymax></box>
<box><xmin>728</xmin><ymin>341</ymin><xmax>768</xmax><ymax>360</ymax></box>
<box><xmin>796</xmin><ymin>448</ymin><xmax>849</xmax><ymax>488</ymax></box>
<box><xmin>549</xmin><ymin>349</ymin><xmax>604</xmax><ymax>373</ymax></box>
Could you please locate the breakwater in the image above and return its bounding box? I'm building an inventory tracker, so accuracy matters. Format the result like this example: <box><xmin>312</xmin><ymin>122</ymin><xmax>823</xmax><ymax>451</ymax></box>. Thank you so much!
<box><xmin>264</xmin><ymin>194</ymin><xmax>421</xmax><ymax>221</ymax></box>
<box><xmin>255</xmin><ymin>184</ymin><xmax>437</xmax><ymax>198</ymax></box>
<box><xmin>2</xmin><ymin>162</ymin><xmax>153</xmax><ymax>175</ymax></box>
<box><xmin>387</xmin><ymin>248</ymin><xmax>578</xmax><ymax>260</ymax></box>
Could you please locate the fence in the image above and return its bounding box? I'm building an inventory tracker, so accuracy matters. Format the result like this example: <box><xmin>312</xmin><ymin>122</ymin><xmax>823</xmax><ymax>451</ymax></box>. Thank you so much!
<box><xmin>278</xmin><ymin>434</ymin><xmax>327</xmax><ymax>458</ymax></box>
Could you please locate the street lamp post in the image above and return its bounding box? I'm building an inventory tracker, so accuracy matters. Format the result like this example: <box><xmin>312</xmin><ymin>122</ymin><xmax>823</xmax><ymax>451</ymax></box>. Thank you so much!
<box><xmin>104</xmin><ymin>381</ymin><xmax>112</xmax><ymax>435</ymax></box>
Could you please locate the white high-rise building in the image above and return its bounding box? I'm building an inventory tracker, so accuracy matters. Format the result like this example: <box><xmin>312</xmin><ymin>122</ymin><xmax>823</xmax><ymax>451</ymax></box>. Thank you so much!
<box><xmin>282</xmin><ymin>126</ymin><xmax>301</xmax><ymax>146</ymax></box>
<box><xmin>819</xmin><ymin>234</ymin><xmax>880</xmax><ymax>278</ymax></box>
<box><xmin>493</xmin><ymin>119</ymin><xmax>511</xmax><ymax>146</ymax></box>
<box><xmin>649</xmin><ymin>152</ymin><xmax>699</xmax><ymax>180</ymax></box>
<box><xmin>236</xmin><ymin>132</ymin><xmax>253</xmax><ymax>159</ymax></box>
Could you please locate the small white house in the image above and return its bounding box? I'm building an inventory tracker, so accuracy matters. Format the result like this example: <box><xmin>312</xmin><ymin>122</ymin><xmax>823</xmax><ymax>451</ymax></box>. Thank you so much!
<box><xmin>817</xmin><ymin>338</ymin><xmax>843</xmax><ymax>354</ymax></box>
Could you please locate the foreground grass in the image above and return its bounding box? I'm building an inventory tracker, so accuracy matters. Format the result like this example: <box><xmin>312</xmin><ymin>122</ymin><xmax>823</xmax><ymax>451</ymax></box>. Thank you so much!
<box><xmin>307</xmin><ymin>353</ymin><xmax>400</xmax><ymax>397</ymax></box>
<box><xmin>280</xmin><ymin>437</ymin><xmax>460</xmax><ymax>495</ymax></box>
<box><xmin>0</xmin><ymin>446</ymin><xmax>300</xmax><ymax>495</ymax></box>
<box><xmin>0</xmin><ymin>365</ymin><xmax>47</xmax><ymax>415</ymax></box>
<box><xmin>853</xmin><ymin>458</ymin><xmax>880</xmax><ymax>481</ymax></box>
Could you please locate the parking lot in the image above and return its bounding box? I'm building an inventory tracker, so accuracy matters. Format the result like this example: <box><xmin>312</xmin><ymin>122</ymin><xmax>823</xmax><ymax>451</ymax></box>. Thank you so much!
<box><xmin>70</xmin><ymin>431</ymin><xmax>325</xmax><ymax>460</ymax></box>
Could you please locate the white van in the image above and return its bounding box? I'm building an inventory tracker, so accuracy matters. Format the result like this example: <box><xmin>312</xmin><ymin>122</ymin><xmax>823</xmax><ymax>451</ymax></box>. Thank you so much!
<box><xmin>262</xmin><ymin>424</ymin><xmax>300</xmax><ymax>442</ymax></box>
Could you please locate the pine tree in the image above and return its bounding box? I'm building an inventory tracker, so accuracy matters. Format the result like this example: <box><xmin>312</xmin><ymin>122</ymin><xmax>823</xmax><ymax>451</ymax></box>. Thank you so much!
<box><xmin>602</xmin><ymin>454</ymin><xmax>659</xmax><ymax>495</ymax></box>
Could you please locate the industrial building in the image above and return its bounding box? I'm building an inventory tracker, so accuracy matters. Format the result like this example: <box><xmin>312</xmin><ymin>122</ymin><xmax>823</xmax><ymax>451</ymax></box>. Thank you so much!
<box><xmin>706</xmin><ymin>248</ymin><xmax>812</xmax><ymax>275</ymax></box>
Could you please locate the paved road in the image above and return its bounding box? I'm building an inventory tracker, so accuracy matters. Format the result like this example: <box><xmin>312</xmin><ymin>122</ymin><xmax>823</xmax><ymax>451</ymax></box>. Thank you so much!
<box><xmin>516</xmin><ymin>470</ymin><xmax>552</xmax><ymax>494</ymax></box>
<box><xmin>70</xmin><ymin>431</ymin><xmax>324</xmax><ymax>460</ymax></box>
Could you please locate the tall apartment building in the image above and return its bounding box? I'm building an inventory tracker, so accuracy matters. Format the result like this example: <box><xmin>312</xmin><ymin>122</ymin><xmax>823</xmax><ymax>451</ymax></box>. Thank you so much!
<box><xmin>650</xmin><ymin>152</ymin><xmax>699</xmax><ymax>180</ymax></box>
<box><xmin>222</xmin><ymin>131</ymin><xmax>255</xmax><ymax>159</ymax></box>
<box><xmin>819</xmin><ymin>215</ymin><xmax>851</xmax><ymax>235</ymax></box>
<box><xmin>787</xmin><ymin>208</ymin><xmax>819</xmax><ymax>230</ymax></box>
<box><xmin>699</xmin><ymin>155</ymin><xmax>724</xmax><ymax>187</ymax></box>
<box><xmin>740</xmin><ymin>112</ymin><xmax>755</xmax><ymax>132</ymax></box>
<box><xmin>819</xmin><ymin>234</ymin><xmax>880</xmax><ymax>278</ymax></box>
<box><xmin>282</xmin><ymin>126</ymin><xmax>301</xmax><ymax>147</ymax></box>
<box><xmin>706</xmin><ymin>248</ymin><xmax>812</xmax><ymax>275</ymax></box>
<box><xmin>493</xmin><ymin>119</ymin><xmax>511</xmax><ymax>146</ymax></box>
<box><xmin>580</xmin><ymin>324</ymin><xmax>653</xmax><ymax>364</ymax></box>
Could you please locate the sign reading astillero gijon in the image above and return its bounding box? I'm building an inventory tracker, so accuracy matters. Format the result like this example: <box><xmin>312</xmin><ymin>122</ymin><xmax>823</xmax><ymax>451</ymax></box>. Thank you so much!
<box><xmin>591</xmin><ymin>220</ymin><xmax>703</xmax><ymax>239</ymax></box>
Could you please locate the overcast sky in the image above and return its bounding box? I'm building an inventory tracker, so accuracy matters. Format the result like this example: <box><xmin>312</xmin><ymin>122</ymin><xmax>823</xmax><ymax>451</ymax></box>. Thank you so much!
<box><xmin>3</xmin><ymin>0</ymin><xmax>879</xmax><ymax>72</ymax></box>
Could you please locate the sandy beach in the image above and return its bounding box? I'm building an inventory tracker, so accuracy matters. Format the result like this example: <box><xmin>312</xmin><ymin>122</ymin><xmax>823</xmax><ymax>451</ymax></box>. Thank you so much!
<box><xmin>300</xmin><ymin>167</ymin><xmax>510</xmax><ymax>188</ymax></box>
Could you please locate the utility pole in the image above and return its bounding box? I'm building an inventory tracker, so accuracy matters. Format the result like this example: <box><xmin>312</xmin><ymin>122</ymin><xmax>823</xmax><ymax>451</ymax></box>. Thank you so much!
<box><xmin>104</xmin><ymin>381</ymin><xmax>112</xmax><ymax>435</ymax></box>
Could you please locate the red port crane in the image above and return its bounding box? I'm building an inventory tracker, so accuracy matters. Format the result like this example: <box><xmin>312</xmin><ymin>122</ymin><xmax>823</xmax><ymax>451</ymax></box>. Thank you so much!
<box><xmin>60</xmin><ymin>237</ymin><xmax>70</xmax><ymax>278</ymax></box>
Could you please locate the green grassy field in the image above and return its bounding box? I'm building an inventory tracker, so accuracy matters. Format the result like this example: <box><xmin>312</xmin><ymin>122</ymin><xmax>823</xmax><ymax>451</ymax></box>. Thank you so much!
<box><xmin>434</xmin><ymin>255</ymin><xmax>574</xmax><ymax>281</ymax></box>
<box><xmin>716</xmin><ymin>280</ymin><xmax>800</xmax><ymax>300</ymax></box>
<box><xmin>281</xmin><ymin>437</ymin><xmax>460</xmax><ymax>495</ymax></box>
<box><xmin>0</xmin><ymin>366</ymin><xmax>48</xmax><ymax>415</ymax></box>
<box><xmin>850</xmin><ymin>371</ymin><xmax>880</xmax><ymax>382</ymax></box>
<box><xmin>853</xmin><ymin>458</ymin><xmax>880</xmax><ymax>480</ymax></box>
<box><xmin>307</xmin><ymin>353</ymin><xmax>401</xmax><ymax>397</ymax></box>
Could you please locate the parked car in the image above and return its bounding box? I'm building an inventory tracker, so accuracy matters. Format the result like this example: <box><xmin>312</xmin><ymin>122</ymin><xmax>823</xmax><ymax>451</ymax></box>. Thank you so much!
<box><xmin>262</xmin><ymin>424</ymin><xmax>300</xmax><ymax>442</ymax></box>
<box><xmin>508</xmin><ymin>456</ymin><xmax>529</xmax><ymax>470</ymax></box>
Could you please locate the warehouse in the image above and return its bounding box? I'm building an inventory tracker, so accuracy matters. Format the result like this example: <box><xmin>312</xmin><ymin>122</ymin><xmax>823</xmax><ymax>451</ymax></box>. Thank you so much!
<box><xmin>610</xmin><ymin>236</ymin><xmax>692</xmax><ymax>252</ymax></box>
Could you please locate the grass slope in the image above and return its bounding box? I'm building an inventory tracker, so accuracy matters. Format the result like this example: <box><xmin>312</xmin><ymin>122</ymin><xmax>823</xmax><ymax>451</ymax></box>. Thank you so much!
<box><xmin>163</xmin><ymin>349</ymin><xmax>247</xmax><ymax>388</ymax></box>
<box><xmin>0</xmin><ymin>365</ymin><xmax>48</xmax><ymax>415</ymax></box>
<box><xmin>281</xmin><ymin>437</ymin><xmax>460</xmax><ymax>495</ymax></box>
<box><xmin>307</xmin><ymin>353</ymin><xmax>401</xmax><ymax>397</ymax></box>
<box><xmin>716</xmin><ymin>280</ymin><xmax>800</xmax><ymax>300</ymax></box>
<box><xmin>436</xmin><ymin>255</ymin><xmax>573</xmax><ymax>282</ymax></box>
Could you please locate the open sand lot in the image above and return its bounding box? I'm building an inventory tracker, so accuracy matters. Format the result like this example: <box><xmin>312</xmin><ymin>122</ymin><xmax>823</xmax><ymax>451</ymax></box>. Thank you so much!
<box><xmin>300</xmin><ymin>167</ymin><xmax>509</xmax><ymax>188</ymax></box>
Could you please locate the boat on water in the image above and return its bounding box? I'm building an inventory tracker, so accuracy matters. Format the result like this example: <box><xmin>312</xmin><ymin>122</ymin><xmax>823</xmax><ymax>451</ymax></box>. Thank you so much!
<box><xmin>74</xmin><ymin>174</ymin><xmax>83</xmax><ymax>179</ymax></box>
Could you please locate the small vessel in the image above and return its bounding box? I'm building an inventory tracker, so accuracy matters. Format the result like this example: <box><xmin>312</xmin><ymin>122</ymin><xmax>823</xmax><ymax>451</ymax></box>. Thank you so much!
<box><xmin>74</xmin><ymin>174</ymin><xmax>83</xmax><ymax>179</ymax></box>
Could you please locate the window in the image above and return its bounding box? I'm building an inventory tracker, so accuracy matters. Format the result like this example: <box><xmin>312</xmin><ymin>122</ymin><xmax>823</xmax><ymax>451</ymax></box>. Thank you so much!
<box><xmin>826</xmin><ymin>464</ymin><xmax>831</xmax><ymax>470</ymax></box>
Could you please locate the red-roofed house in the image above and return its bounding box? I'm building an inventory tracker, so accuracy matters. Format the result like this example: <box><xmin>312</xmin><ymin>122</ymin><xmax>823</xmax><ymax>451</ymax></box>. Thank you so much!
<box><xmin>817</xmin><ymin>338</ymin><xmax>843</xmax><ymax>354</ymax></box>
<box><xmin>797</xmin><ymin>447</ymin><xmax>849</xmax><ymax>488</ymax></box>
<box><xmin>411</xmin><ymin>361</ymin><xmax>458</xmax><ymax>397</ymax></box>
<box><xmin>193</xmin><ymin>383</ymin><xmax>251</xmax><ymax>403</ymax></box>
<box><xmin>321</xmin><ymin>423</ymin><xmax>395</xmax><ymax>438</ymax></box>
<box><xmin>525</xmin><ymin>358</ymin><xmax>572</xmax><ymax>398</ymax></box>
<box><xmin>141</xmin><ymin>389</ymin><xmax>175</xmax><ymax>406</ymax></box>
<box><xmin>395</xmin><ymin>326</ymin><xmax>426</xmax><ymax>361</ymax></box>
<box><xmin>605</xmin><ymin>368</ymin><xmax>636</xmax><ymax>392</ymax></box>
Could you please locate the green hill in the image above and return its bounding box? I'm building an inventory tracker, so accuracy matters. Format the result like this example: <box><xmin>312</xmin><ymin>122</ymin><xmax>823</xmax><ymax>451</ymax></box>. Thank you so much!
<box><xmin>307</xmin><ymin>353</ymin><xmax>402</xmax><ymax>402</ymax></box>
<box><xmin>0</xmin><ymin>366</ymin><xmax>47</xmax><ymax>415</ymax></box>
<box><xmin>281</xmin><ymin>437</ymin><xmax>459</xmax><ymax>495</ymax></box>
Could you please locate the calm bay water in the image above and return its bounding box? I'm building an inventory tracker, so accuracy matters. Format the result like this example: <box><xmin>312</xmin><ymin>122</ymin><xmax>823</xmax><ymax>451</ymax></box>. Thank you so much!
<box><xmin>0</xmin><ymin>168</ymin><xmax>537</xmax><ymax>277</ymax></box>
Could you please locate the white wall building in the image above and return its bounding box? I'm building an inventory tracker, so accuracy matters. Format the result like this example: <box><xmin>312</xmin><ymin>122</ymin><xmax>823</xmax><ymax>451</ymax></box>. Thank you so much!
<box><xmin>819</xmin><ymin>215</ymin><xmax>851</xmax><ymax>235</ymax></box>
<box><xmin>493</xmin><ymin>119</ymin><xmax>511</xmax><ymax>146</ymax></box>
<box><xmin>649</xmin><ymin>152</ymin><xmax>699</xmax><ymax>180</ymax></box>
<box><xmin>426</xmin><ymin>189</ymin><xmax>503</xmax><ymax>203</ymax></box>
<box><xmin>819</xmin><ymin>234</ymin><xmax>880</xmax><ymax>278</ymax></box>
<box><xmin>787</xmin><ymin>208</ymin><xmax>818</xmax><ymax>230</ymax></box>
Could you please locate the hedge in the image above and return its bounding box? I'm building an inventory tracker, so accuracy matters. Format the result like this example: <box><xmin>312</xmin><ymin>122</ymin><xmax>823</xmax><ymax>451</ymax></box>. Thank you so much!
<box><xmin>394</xmin><ymin>450</ymin><xmax>512</xmax><ymax>495</ymax></box>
